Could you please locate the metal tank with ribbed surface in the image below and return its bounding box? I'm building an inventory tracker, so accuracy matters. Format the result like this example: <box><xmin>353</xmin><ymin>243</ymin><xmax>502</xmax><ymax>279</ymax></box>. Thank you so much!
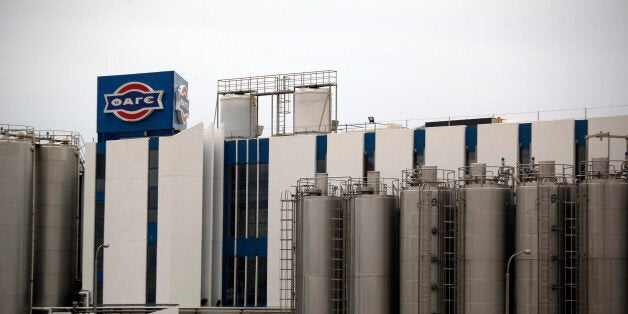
<box><xmin>459</xmin><ymin>162</ymin><xmax>514</xmax><ymax>314</ymax></box>
<box><xmin>515</xmin><ymin>161</ymin><xmax>575</xmax><ymax>314</ymax></box>
<box><xmin>580</xmin><ymin>155</ymin><xmax>628</xmax><ymax>314</ymax></box>
<box><xmin>33</xmin><ymin>142</ymin><xmax>80</xmax><ymax>307</ymax></box>
<box><xmin>294</xmin><ymin>173</ymin><xmax>340</xmax><ymax>314</ymax></box>
<box><xmin>399</xmin><ymin>166</ymin><xmax>456</xmax><ymax>314</ymax></box>
<box><xmin>0</xmin><ymin>126</ymin><xmax>34</xmax><ymax>314</ymax></box>
<box><xmin>347</xmin><ymin>171</ymin><xmax>398</xmax><ymax>314</ymax></box>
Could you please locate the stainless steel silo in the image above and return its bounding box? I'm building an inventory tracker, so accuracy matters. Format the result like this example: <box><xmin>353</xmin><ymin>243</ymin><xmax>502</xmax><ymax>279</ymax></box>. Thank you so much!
<box><xmin>581</xmin><ymin>157</ymin><xmax>628</xmax><ymax>314</ymax></box>
<box><xmin>348</xmin><ymin>172</ymin><xmax>398</xmax><ymax>314</ymax></box>
<box><xmin>33</xmin><ymin>143</ymin><xmax>79</xmax><ymax>307</ymax></box>
<box><xmin>461</xmin><ymin>163</ymin><xmax>514</xmax><ymax>314</ymax></box>
<box><xmin>514</xmin><ymin>161</ymin><xmax>568</xmax><ymax>314</ymax></box>
<box><xmin>295</xmin><ymin>173</ymin><xmax>337</xmax><ymax>314</ymax></box>
<box><xmin>399</xmin><ymin>166</ymin><xmax>456</xmax><ymax>314</ymax></box>
<box><xmin>0</xmin><ymin>133</ymin><xmax>34</xmax><ymax>314</ymax></box>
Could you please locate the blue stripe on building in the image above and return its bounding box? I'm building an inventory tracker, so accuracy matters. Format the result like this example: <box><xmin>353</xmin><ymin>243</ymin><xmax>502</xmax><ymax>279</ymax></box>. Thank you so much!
<box><xmin>94</xmin><ymin>142</ymin><xmax>106</xmax><ymax>305</ymax></box>
<box><xmin>518</xmin><ymin>123</ymin><xmax>532</xmax><ymax>150</ymax></box>
<box><xmin>316</xmin><ymin>135</ymin><xmax>327</xmax><ymax>160</ymax></box>
<box><xmin>223</xmin><ymin>139</ymin><xmax>269</xmax><ymax>306</ymax></box>
<box><xmin>575</xmin><ymin>120</ymin><xmax>588</xmax><ymax>148</ymax></box>
<box><xmin>465</xmin><ymin>126</ymin><xmax>477</xmax><ymax>152</ymax></box>
<box><xmin>146</xmin><ymin>137</ymin><xmax>159</xmax><ymax>304</ymax></box>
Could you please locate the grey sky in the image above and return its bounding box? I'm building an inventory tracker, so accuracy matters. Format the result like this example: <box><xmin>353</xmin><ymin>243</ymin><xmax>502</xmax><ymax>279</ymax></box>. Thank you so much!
<box><xmin>1</xmin><ymin>0</ymin><xmax>627</xmax><ymax>141</ymax></box>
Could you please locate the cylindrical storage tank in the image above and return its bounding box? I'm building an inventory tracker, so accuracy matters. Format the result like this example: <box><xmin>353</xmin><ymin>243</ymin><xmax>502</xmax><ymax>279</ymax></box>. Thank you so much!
<box><xmin>293</xmin><ymin>88</ymin><xmax>331</xmax><ymax>134</ymax></box>
<box><xmin>296</xmin><ymin>195</ymin><xmax>335</xmax><ymax>314</ymax></box>
<box><xmin>33</xmin><ymin>144</ymin><xmax>79</xmax><ymax>307</ymax></box>
<box><xmin>400</xmin><ymin>184</ymin><xmax>440</xmax><ymax>314</ymax></box>
<box><xmin>220</xmin><ymin>94</ymin><xmax>257</xmax><ymax>138</ymax></box>
<box><xmin>582</xmin><ymin>177</ymin><xmax>628</xmax><ymax>313</ymax></box>
<box><xmin>349</xmin><ymin>193</ymin><xmax>397</xmax><ymax>314</ymax></box>
<box><xmin>515</xmin><ymin>181</ymin><xmax>563</xmax><ymax>314</ymax></box>
<box><xmin>0</xmin><ymin>139</ymin><xmax>33</xmax><ymax>314</ymax></box>
<box><xmin>463</xmin><ymin>181</ymin><xmax>512</xmax><ymax>314</ymax></box>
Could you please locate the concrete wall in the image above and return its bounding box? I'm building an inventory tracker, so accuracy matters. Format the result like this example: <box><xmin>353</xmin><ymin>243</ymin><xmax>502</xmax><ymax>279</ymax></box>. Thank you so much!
<box><xmin>425</xmin><ymin>126</ymin><xmax>466</xmax><ymax>174</ymax></box>
<box><xmin>327</xmin><ymin>132</ymin><xmax>364</xmax><ymax>178</ymax></box>
<box><xmin>103</xmin><ymin>138</ymin><xmax>148</xmax><ymax>304</ymax></box>
<box><xmin>156</xmin><ymin>124</ymin><xmax>204</xmax><ymax>307</ymax></box>
<box><xmin>477</xmin><ymin>123</ymin><xmax>519</xmax><ymax>167</ymax></box>
<box><xmin>532</xmin><ymin>119</ymin><xmax>575</xmax><ymax>169</ymax></box>
<box><xmin>267</xmin><ymin>134</ymin><xmax>317</xmax><ymax>306</ymax></box>
<box><xmin>587</xmin><ymin>115</ymin><xmax>628</xmax><ymax>169</ymax></box>
<box><xmin>375</xmin><ymin>129</ymin><xmax>414</xmax><ymax>180</ymax></box>
<box><xmin>81</xmin><ymin>142</ymin><xmax>96</xmax><ymax>293</ymax></box>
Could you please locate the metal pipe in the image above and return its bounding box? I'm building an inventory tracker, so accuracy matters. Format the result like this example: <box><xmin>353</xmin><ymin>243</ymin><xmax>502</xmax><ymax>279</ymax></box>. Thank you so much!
<box><xmin>505</xmin><ymin>249</ymin><xmax>531</xmax><ymax>314</ymax></box>
<box><xmin>29</xmin><ymin>143</ymin><xmax>36</xmax><ymax>314</ymax></box>
<box><xmin>94</xmin><ymin>243</ymin><xmax>110</xmax><ymax>314</ymax></box>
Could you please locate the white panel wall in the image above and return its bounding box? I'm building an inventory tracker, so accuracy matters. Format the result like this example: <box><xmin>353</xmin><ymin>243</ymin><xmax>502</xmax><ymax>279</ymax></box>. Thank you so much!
<box><xmin>201</xmin><ymin>123</ymin><xmax>215</xmax><ymax>302</ymax></box>
<box><xmin>81</xmin><ymin>142</ymin><xmax>96</xmax><ymax>293</ymax></box>
<box><xmin>531</xmin><ymin>119</ymin><xmax>575</xmax><ymax>168</ymax></box>
<box><xmin>103</xmin><ymin>138</ymin><xmax>148</xmax><ymax>304</ymax></box>
<box><xmin>157</xmin><ymin>124</ymin><xmax>204</xmax><ymax>307</ymax></box>
<box><xmin>211</xmin><ymin>124</ymin><xmax>225</xmax><ymax>304</ymax></box>
<box><xmin>327</xmin><ymin>132</ymin><xmax>364</xmax><ymax>178</ymax></box>
<box><xmin>477</xmin><ymin>123</ymin><xmax>519</xmax><ymax>167</ymax></box>
<box><xmin>375</xmin><ymin>129</ymin><xmax>414</xmax><ymax>180</ymax></box>
<box><xmin>587</xmin><ymin>115</ymin><xmax>628</xmax><ymax>170</ymax></box>
<box><xmin>267</xmin><ymin>134</ymin><xmax>317</xmax><ymax>306</ymax></box>
<box><xmin>425</xmin><ymin>126</ymin><xmax>466</xmax><ymax>174</ymax></box>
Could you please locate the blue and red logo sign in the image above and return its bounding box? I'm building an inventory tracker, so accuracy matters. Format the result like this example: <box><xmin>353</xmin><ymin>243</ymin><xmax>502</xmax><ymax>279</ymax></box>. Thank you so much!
<box><xmin>175</xmin><ymin>84</ymin><xmax>189</xmax><ymax>124</ymax></box>
<box><xmin>104</xmin><ymin>82</ymin><xmax>164</xmax><ymax>122</ymax></box>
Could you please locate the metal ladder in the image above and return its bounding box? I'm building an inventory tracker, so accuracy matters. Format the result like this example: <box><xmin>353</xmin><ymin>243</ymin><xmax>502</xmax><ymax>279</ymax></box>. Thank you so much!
<box><xmin>276</xmin><ymin>76</ymin><xmax>292</xmax><ymax>135</ymax></box>
<box><xmin>279</xmin><ymin>191</ymin><xmax>296</xmax><ymax>312</ymax></box>
<box><xmin>440</xmin><ymin>190</ymin><xmax>458</xmax><ymax>314</ymax></box>
<box><xmin>418</xmin><ymin>191</ymin><xmax>433</xmax><ymax>314</ymax></box>
<box><xmin>538</xmin><ymin>186</ymin><xmax>552</xmax><ymax>313</ymax></box>
<box><xmin>330</xmin><ymin>198</ymin><xmax>346</xmax><ymax>313</ymax></box>
<box><xmin>562</xmin><ymin>185</ymin><xmax>582</xmax><ymax>314</ymax></box>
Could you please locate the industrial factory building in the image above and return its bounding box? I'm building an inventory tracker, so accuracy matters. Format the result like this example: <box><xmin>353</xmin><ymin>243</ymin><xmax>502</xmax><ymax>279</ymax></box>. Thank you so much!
<box><xmin>1</xmin><ymin>70</ymin><xmax>627</xmax><ymax>314</ymax></box>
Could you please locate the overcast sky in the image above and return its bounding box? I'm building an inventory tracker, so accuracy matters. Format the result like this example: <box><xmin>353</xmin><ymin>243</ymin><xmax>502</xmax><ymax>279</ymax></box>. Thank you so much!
<box><xmin>1</xmin><ymin>0</ymin><xmax>627</xmax><ymax>141</ymax></box>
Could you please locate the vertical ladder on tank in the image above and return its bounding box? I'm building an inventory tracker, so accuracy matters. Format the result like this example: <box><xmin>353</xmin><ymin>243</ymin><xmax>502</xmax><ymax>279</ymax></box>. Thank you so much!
<box><xmin>455</xmin><ymin>188</ymin><xmax>465</xmax><ymax>314</ymax></box>
<box><xmin>538</xmin><ymin>186</ymin><xmax>552</xmax><ymax>313</ymax></box>
<box><xmin>280</xmin><ymin>191</ymin><xmax>296</xmax><ymax>312</ymax></box>
<box><xmin>440</xmin><ymin>189</ymin><xmax>458</xmax><ymax>314</ymax></box>
<box><xmin>344</xmin><ymin>197</ymin><xmax>353</xmax><ymax>314</ymax></box>
<box><xmin>418</xmin><ymin>191</ymin><xmax>433</xmax><ymax>314</ymax></box>
<box><xmin>330</xmin><ymin>197</ymin><xmax>346</xmax><ymax>313</ymax></box>
<box><xmin>563</xmin><ymin>185</ymin><xmax>582</xmax><ymax>313</ymax></box>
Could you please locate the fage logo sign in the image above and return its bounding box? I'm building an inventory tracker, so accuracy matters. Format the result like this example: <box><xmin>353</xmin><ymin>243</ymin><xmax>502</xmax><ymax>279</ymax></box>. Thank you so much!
<box><xmin>104</xmin><ymin>82</ymin><xmax>164</xmax><ymax>121</ymax></box>
<box><xmin>97</xmin><ymin>71</ymin><xmax>188</xmax><ymax>134</ymax></box>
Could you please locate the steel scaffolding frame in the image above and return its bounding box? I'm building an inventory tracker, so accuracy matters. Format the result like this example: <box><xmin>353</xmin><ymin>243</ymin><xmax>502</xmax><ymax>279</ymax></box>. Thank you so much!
<box><xmin>216</xmin><ymin>70</ymin><xmax>337</xmax><ymax>136</ymax></box>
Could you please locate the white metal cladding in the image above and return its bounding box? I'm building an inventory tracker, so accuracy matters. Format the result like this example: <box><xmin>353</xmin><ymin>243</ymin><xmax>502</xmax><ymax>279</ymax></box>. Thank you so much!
<box><xmin>103</xmin><ymin>137</ymin><xmax>149</xmax><ymax>304</ymax></box>
<box><xmin>211</xmin><ymin>124</ymin><xmax>225</xmax><ymax>304</ymax></box>
<box><xmin>293</xmin><ymin>88</ymin><xmax>331</xmax><ymax>133</ymax></box>
<box><xmin>477</xmin><ymin>123</ymin><xmax>519</xmax><ymax>167</ymax></box>
<box><xmin>375</xmin><ymin>129</ymin><xmax>414</xmax><ymax>180</ymax></box>
<box><xmin>587</xmin><ymin>115</ymin><xmax>628</xmax><ymax>169</ymax></box>
<box><xmin>156</xmin><ymin>123</ymin><xmax>204</xmax><ymax>307</ymax></box>
<box><xmin>81</xmin><ymin>142</ymin><xmax>96</xmax><ymax>295</ymax></box>
<box><xmin>425</xmin><ymin>126</ymin><xmax>466</xmax><ymax>175</ymax></box>
<box><xmin>326</xmin><ymin>132</ymin><xmax>364</xmax><ymax>178</ymax></box>
<box><xmin>220</xmin><ymin>94</ymin><xmax>257</xmax><ymax>138</ymax></box>
<box><xmin>267</xmin><ymin>134</ymin><xmax>317</xmax><ymax>306</ymax></box>
<box><xmin>531</xmin><ymin>119</ymin><xmax>575</xmax><ymax>169</ymax></box>
<box><xmin>202</xmin><ymin>123</ymin><xmax>216</xmax><ymax>304</ymax></box>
